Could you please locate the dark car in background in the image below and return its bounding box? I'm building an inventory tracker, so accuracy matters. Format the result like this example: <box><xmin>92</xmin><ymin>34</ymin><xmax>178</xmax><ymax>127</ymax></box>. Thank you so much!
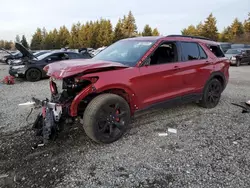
<box><xmin>0</xmin><ymin>49</ymin><xmax>23</xmax><ymax>64</ymax></box>
<box><xmin>225</xmin><ymin>48</ymin><xmax>250</xmax><ymax>66</ymax></box>
<box><xmin>9</xmin><ymin>43</ymin><xmax>92</xmax><ymax>81</ymax></box>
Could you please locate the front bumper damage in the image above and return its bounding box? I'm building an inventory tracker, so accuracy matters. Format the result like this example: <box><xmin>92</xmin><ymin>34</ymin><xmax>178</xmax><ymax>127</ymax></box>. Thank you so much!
<box><xmin>20</xmin><ymin>97</ymin><xmax>64</xmax><ymax>144</ymax></box>
<box><xmin>9</xmin><ymin>66</ymin><xmax>26</xmax><ymax>78</ymax></box>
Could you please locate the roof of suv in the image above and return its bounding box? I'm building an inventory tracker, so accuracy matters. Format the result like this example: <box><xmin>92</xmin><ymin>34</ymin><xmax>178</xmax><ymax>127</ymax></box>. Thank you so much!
<box><xmin>122</xmin><ymin>35</ymin><xmax>218</xmax><ymax>45</ymax></box>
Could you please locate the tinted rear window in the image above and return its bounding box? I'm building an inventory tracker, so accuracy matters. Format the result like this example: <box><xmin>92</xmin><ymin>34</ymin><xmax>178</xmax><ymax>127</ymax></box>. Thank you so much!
<box><xmin>180</xmin><ymin>42</ymin><xmax>199</xmax><ymax>61</ymax></box>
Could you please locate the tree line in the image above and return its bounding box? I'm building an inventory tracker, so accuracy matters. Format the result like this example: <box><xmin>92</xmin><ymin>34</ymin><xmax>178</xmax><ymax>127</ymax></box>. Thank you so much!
<box><xmin>181</xmin><ymin>12</ymin><xmax>250</xmax><ymax>43</ymax></box>
<box><xmin>1</xmin><ymin>11</ymin><xmax>249</xmax><ymax>50</ymax></box>
<box><xmin>30</xmin><ymin>11</ymin><xmax>160</xmax><ymax>50</ymax></box>
<box><xmin>0</xmin><ymin>35</ymin><xmax>29</xmax><ymax>50</ymax></box>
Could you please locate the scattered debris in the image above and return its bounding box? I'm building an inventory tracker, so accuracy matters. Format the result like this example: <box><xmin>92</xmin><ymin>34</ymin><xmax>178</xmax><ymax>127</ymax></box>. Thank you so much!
<box><xmin>168</xmin><ymin>128</ymin><xmax>177</xmax><ymax>134</ymax></box>
<box><xmin>1</xmin><ymin>75</ymin><xmax>15</xmax><ymax>85</ymax></box>
<box><xmin>158</xmin><ymin>133</ymin><xmax>168</xmax><ymax>137</ymax></box>
<box><xmin>0</xmin><ymin>174</ymin><xmax>8</xmax><ymax>179</ymax></box>
<box><xmin>38</xmin><ymin>143</ymin><xmax>44</xmax><ymax>147</ymax></box>
<box><xmin>233</xmin><ymin>141</ymin><xmax>238</xmax><ymax>145</ymax></box>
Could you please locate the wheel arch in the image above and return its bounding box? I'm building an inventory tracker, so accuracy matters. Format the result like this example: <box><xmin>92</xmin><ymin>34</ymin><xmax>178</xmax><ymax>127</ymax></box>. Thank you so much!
<box><xmin>25</xmin><ymin>67</ymin><xmax>43</xmax><ymax>77</ymax></box>
<box><xmin>71</xmin><ymin>84</ymin><xmax>138</xmax><ymax>117</ymax></box>
<box><xmin>208</xmin><ymin>71</ymin><xmax>226</xmax><ymax>90</ymax></box>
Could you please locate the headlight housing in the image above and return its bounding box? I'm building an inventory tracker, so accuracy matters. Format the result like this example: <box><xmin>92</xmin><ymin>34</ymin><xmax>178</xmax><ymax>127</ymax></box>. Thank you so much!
<box><xmin>231</xmin><ymin>56</ymin><xmax>236</xmax><ymax>60</ymax></box>
<box><xmin>11</xmin><ymin>65</ymin><xmax>25</xmax><ymax>69</ymax></box>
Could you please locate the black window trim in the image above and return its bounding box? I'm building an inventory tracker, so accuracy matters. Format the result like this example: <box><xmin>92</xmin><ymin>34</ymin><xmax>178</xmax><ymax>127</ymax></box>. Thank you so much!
<box><xmin>198</xmin><ymin>43</ymin><xmax>208</xmax><ymax>60</ymax></box>
<box><xmin>179</xmin><ymin>41</ymin><xmax>208</xmax><ymax>62</ymax></box>
<box><xmin>206</xmin><ymin>44</ymin><xmax>225</xmax><ymax>58</ymax></box>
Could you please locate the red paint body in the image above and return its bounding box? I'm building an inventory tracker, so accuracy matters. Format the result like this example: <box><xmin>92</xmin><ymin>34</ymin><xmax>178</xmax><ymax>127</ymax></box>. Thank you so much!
<box><xmin>44</xmin><ymin>36</ymin><xmax>230</xmax><ymax>117</ymax></box>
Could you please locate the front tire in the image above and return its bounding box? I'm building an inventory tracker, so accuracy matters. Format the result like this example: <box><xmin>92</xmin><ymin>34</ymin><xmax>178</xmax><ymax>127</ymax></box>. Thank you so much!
<box><xmin>25</xmin><ymin>68</ymin><xmax>42</xmax><ymax>82</ymax></box>
<box><xmin>199</xmin><ymin>78</ymin><xmax>222</xmax><ymax>108</ymax></box>
<box><xmin>83</xmin><ymin>94</ymin><xmax>131</xmax><ymax>144</ymax></box>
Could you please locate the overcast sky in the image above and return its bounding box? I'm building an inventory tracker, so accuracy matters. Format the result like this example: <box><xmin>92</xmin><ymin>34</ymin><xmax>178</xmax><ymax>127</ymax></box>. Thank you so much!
<box><xmin>0</xmin><ymin>0</ymin><xmax>249</xmax><ymax>43</ymax></box>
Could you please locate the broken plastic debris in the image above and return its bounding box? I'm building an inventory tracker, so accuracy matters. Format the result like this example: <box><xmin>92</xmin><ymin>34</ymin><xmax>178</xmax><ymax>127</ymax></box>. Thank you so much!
<box><xmin>18</xmin><ymin>101</ymin><xmax>35</xmax><ymax>108</ymax></box>
<box><xmin>246</xmin><ymin>100</ymin><xmax>250</xmax><ymax>105</ymax></box>
<box><xmin>0</xmin><ymin>174</ymin><xmax>8</xmax><ymax>179</ymax></box>
<box><xmin>158</xmin><ymin>133</ymin><xmax>168</xmax><ymax>136</ymax></box>
<box><xmin>168</xmin><ymin>128</ymin><xmax>177</xmax><ymax>134</ymax></box>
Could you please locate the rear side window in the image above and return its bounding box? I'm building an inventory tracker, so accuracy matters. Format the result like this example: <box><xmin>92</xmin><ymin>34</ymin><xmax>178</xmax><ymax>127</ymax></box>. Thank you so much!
<box><xmin>180</xmin><ymin>42</ymin><xmax>199</xmax><ymax>61</ymax></box>
<box><xmin>207</xmin><ymin>45</ymin><xmax>225</xmax><ymax>58</ymax></box>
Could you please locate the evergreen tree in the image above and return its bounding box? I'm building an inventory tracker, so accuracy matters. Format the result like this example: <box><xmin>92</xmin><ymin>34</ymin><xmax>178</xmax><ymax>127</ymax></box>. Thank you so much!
<box><xmin>97</xmin><ymin>19</ymin><xmax>113</xmax><ymax>46</ymax></box>
<box><xmin>113</xmin><ymin>18</ymin><xmax>125</xmax><ymax>42</ymax></box>
<box><xmin>15</xmin><ymin>35</ymin><xmax>20</xmax><ymax>43</ymax></box>
<box><xmin>30</xmin><ymin>28</ymin><xmax>43</xmax><ymax>50</ymax></box>
<box><xmin>244</xmin><ymin>19</ymin><xmax>250</xmax><ymax>33</ymax></box>
<box><xmin>152</xmin><ymin>28</ymin><xmax>160</xmax><ymax>36</ymax></box>
<box><xmin>219</xmin><ymin>26</ymin><xmax>233</xmax><ymax>42</ymax></box>
<box><xmin>43</xmin><ymin>31</ymin><xmax>54</xmax><ymax>49</ymax></box>
<box><xmin>196</xmin><ymin>22</ymin><xmax>204</xmax><ymax>36</ymax></box>
<box><xmin>181</xmin><ymin>25</ymin><xmax>197</xmax><ymax>36</ymax></box>
<box><xmin>4</xmin><ymin>41</ymin><xmax>12</xmax><ymax>50</ymax></box>
<box><xmin>21</xmin><ymin>35</ymin><xmax>29</xmax><ymax>48</ymax></box>
<box><xmin>51</xmin><ymin>28</ymin><xmax>60</xmax><ymax>49</ymax></box>
<box><xmin>69</xmin><ymin>22</ymin><xmax>81</xmax><ymax>48</ymax></box>
<box><xmin>0</xmin><ymin>40</ymin><xmax>4</xmax><ymax>48</ymax></box>
<box><xmin>142</xmin><ymin>24</ymin><xmax>153</xmax><ymax>36</ymax></box>
<box><xmin>57</xmin><ymin>25</ymin><xmax>70</xmax><ymax>48</ymax></box>
<box><xmin>230</xmin><ymin>18</ymin><xmax>244</xmax><ymax>39</ymax></box>
<box><xmin>201</xmin><ymin>13</ymin><xmax>219</xmax><ymax>40</ymax></box>
<box><xmin>122</xmin><ymin>11</ymin><xmax>138</xmax><ymax>37</ymax></box>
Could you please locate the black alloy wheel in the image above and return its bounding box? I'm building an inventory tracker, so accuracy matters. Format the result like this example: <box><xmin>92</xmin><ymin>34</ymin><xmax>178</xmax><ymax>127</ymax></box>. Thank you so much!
<box><xmin>83</xmin><ymin>94</ymin><xmax>131</xmax><ymax>144</ymax></box>
<box><xmin>199</xmin><ymin>78</ymin><xmax>222</xmax><ymax>108</ymax></box>
<box><xmin>26</xmin><ymin>68</ymin><xmax>42</xmax><ymax>82</ymax></box>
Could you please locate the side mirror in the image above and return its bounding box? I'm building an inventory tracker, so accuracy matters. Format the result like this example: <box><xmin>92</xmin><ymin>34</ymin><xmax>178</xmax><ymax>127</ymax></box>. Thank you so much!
<box><xmin>143</xmin><ymin>57</ymin><xmax>151</xmax><ymax>66</ymax></box>
<box><xmin>46</xmin><ymin>58</ymin><xmax>51</xmax><ymax>62</ymax></box>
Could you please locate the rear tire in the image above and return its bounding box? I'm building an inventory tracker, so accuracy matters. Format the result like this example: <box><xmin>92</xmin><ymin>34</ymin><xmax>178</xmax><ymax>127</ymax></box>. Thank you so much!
<box><xmin>199</xmin><ymin>78</ymin><xmax>222</xmax><ymax>108</ymax></box>
<box><xmin>83</xmin><ymin>93</ymin><xmax>131</xmax><ymax>144</ymax></box>
<box><xmin>26</xmin><ymin>68</ymin><xmax>42</xmax><ymax>82</ymax></box>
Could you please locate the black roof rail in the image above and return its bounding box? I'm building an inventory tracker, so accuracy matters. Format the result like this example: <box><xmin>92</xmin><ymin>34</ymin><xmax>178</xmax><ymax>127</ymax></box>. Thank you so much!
<box><xmin>167</xmin><ymin>35</ymin><xmax>213</xmax><ymax>41</ymax></box>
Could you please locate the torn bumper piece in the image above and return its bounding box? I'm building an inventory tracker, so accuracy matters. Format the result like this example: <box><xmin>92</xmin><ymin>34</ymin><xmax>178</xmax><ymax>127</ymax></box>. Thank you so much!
<box><xmin>20</xmin><ymin>97</ymin><xmax>63</xmax><ymax>143</ymax></box>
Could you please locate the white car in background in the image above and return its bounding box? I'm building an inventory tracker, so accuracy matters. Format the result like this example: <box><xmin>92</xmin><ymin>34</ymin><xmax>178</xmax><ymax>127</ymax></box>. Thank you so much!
<box><xmin>91</xmin><ymin>46</ymin><xmax>107</xmax><ymax>57</ymax></box>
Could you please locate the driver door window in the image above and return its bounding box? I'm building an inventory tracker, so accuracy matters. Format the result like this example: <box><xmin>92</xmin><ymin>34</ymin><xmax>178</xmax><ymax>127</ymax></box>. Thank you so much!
<box><xmin>147</xmin><ymin>42</ymin><xmax>178</xmax><ymax>65</ymax></box>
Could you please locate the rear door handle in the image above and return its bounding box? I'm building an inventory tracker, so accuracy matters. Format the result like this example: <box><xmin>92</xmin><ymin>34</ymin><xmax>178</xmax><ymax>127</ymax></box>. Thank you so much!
<box><xmin>205</xmin><ymin>60</ymin><xmax>212</xmax><ymax>64</ymax></box>
<box><xmin>174</xmin><ymin>65</ymin><xmax>180</xmax><ymax>70</ymax></box>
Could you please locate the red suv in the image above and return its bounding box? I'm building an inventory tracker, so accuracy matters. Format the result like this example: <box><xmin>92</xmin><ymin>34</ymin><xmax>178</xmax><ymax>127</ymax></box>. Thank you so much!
<box><xmin>33</xmin><ymin>35</ymin><xmax>230</xmax><ymax>144</ymax></box>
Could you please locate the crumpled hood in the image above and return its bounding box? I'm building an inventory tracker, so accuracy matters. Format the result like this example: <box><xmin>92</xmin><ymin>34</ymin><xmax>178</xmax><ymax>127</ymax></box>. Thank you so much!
<box><xmin>44</xmin><ymin>59</ymin><xmax>129</xmax><ymax>79</ymax></box>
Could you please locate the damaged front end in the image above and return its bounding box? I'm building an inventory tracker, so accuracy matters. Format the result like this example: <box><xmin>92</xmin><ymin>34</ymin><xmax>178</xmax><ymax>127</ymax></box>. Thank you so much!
<box><xmin>22</xmin><ymin>75</ymin><xmax>98</xmax><ymax>144</ymax></box>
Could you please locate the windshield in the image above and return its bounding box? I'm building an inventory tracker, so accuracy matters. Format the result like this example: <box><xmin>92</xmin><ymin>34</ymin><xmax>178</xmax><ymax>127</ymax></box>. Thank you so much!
<box><xmin>225</xmin><ymin>49</ymin><xmax>241</xmax><ymax>54</ymax></box>
<box><xmin>33</xmin><ymin>51</ymin><xmax>49</xmax><ymax>57</ymax></box>
<box><xmin>36</xmin><ymin>52</ymin><xmax>53</xmax><ymax>60</ymax></box>
<box><xmin>92</xmin><ymin>40</ymin><xmax>155</xmax><ymax>66</ymax></box>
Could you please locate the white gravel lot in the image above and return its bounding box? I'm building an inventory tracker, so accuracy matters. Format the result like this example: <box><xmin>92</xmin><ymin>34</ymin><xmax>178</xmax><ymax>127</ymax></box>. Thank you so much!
<box><xmin>0</xmin><ymin>62</ymin><xmax>250</xmax><ymax>188</ymax></box>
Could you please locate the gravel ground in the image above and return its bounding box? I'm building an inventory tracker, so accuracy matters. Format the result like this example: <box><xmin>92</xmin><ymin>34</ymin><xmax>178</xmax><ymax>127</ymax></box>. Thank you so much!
<box><xmin>0</xmin><ymin>63</ymin><xmax>250</xmax><ymax>188</ymax></box>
